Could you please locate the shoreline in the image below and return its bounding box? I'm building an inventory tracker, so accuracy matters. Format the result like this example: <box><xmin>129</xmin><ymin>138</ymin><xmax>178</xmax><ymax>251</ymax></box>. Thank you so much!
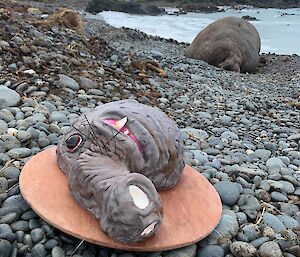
<box><xmin>0</xmin><ymin>1</ymin><xmax>300</xmax><ymax>257</ymax></box>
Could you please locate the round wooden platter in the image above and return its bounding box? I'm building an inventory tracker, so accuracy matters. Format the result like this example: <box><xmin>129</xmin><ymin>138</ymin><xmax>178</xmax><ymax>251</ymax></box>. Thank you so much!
<box><xmin>19</xmin><ymin>147</ymin><xmax>222</xmax><ymax>252</ymax></box>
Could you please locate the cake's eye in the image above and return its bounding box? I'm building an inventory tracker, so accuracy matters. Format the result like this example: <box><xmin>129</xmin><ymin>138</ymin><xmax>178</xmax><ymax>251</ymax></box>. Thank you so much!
<box><xmin>66</xmin><ymin>134</ymin><xmax>83</xmax><ymax>152</ymax></box>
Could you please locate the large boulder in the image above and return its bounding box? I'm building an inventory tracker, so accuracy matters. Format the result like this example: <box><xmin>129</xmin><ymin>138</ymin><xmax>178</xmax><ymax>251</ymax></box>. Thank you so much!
<box><xmin>186</xmin><ymin>17</ymin><xmax>261</xmax><ymax>73</ymax></box>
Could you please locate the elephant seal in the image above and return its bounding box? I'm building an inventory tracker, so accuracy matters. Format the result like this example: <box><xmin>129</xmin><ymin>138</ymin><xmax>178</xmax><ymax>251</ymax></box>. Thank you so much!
<box><xmin>185</xmin><ymin>17</ymin><xmax>261</xmax><ymax>73</ymax></box>
<box><xmin>56</xmin><ymin>99</ymin><xmax>184</xmax><ymax>244</ymax></box>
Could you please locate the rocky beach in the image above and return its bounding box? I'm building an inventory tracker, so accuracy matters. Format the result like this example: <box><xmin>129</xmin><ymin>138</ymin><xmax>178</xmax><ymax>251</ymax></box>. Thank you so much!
<box><xmin>0</xmin><ymin>0</ymin><xmax>300</xmax><ymax>257</ymax></box>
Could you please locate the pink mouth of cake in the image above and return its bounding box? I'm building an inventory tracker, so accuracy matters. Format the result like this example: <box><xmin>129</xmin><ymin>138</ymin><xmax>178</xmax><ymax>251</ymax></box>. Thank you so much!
<box><xmin>103</xmin><ymin>119</ymin><xmax>142</xmax><ymax>152</ymax></box>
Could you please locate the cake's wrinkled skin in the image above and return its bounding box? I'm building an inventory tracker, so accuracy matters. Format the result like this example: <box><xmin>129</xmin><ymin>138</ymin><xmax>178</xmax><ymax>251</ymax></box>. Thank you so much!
<box><xmin>56</xmin><ymin>99</ymin><xmax>184</xmax><ymax>244</ymax></box>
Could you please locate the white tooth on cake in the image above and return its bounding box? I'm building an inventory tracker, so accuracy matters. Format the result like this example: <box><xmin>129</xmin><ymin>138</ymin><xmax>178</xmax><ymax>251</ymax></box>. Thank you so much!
<box><xmin>141</xmin><ymin>222</ymin><xmax>157</xmax><ymax>236</ymax></box>
<box><xmin>129</xmin><ymin>185</ymin><xmax>149</xmax><ymax>209</ymax></box>
<box><xmin>115</xmin><ymin>117</ymin><xmax>128</xmax><ymax>130</ymax></box>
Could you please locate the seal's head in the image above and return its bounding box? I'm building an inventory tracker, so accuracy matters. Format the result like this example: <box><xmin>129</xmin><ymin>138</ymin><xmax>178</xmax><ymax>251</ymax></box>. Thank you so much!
<box><xmin>57</xmin><ymin>99</ymin><xmax>184</xmax><ymax>243</ymax></box>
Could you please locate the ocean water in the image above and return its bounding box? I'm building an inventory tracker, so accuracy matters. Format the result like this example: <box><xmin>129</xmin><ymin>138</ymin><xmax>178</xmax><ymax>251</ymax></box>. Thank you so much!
<box><xmin>85</xmin><ymin>7</ymin><xmax>300</xmax><ymax>55</ymax></box>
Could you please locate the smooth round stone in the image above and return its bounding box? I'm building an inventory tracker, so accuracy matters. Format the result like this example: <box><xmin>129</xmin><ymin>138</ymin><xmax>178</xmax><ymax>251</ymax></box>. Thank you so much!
<box><xmin>214</xmin><ymin>181</ymin><xmax>241</xmax><ymax>206</ymax></box>
<box><xmin>220</xmin><ymin>115</ymin><xmax>232</xmax><ymax>126</ymax></box>
<box><xmin>25</xmin><ymin>113</ymin><xmax>47</xmax><ymax>124</ymax></box>
<box><xmin>236</xmin><ymin>212</ymin><xmax>248</xmax><ymax>225</ymax></box>
<box><xmin>250</xmin><ymin>237</ymin><xmax>270</xmax><ymax>248</ymax></box>
<box><xmin>230</xmin><ymin>241</ymin><xmax>257</xmax><ymax>257</ymax></box>
<box><xmin>0</xmin><ymin>177</ymin><xmax>8</xmax><ymax>193</ymax></box>
<box><xmin>237</xmin><ymin>224</ymin><xmax>260</xmax><ymax>242</ymax></box>
<box><xmin>0</xmin><ymin>120</ymin><xmax>8</xmax><ymax>135</ymax></box>
<box><xmin>37</xmin><ymin>137</ymin><xmax>50</xmax><ymax>148</ymax></box>
<box><xmin>44</xmin><ymin>239</ymin><xmax>58</xmax><ymax>250</ymax></box>
<box><xmin>266</xmin><ymin>157</ymin><xmax>285</xmax><ymax>168</ymax></box>
<box><xmin>56</xmin><ymin>74</ymin><xmax>79</xmax><ymax>91</ymax></box>
<box><xmin>3</xmin><ymin>166</ymin><xmax>20</xmax><ymax>180</ymax></box>
<box><xmin>23</xmin><ymin>234</ymin><xmax>33</xmax><ymax>247</ymax></box>
<box><xmin>50</xmin><ymin>111</ymin><xmax>69</xmax><ymax>123</ymax></box>
<box><xmin>278</xmin><ymin>156</ymin><xmax>290</xmax><ymax>166</ymax></box>
<box><xmin>181</xmin><ymin>128</ymin><xmax>209</xmax><ymax>140</ymax></box>
<box><xmin>280</xmin><ymin>203</ymin><xmax>299</xmax><ymax>216</ymax></box>
<box><xmin>31</xmin><ymin>243</ymin><xmax>46</xmax><ymax>257</ymax></box>
<box><xmin>10</xmin><ymin>221</ymin><xmax>29</xmax><ymax>232</ymax></box>
<box><xmin>268</xmin><ymin>180</ymin><xmax>295</xmax><ymax>194</ymax></box>
<box><xmin>270</xmin><ymin>192</ymin><xmax>288</xmax><ymax>202</ymax></box>
<box><xmin>15</xmin><ymin>231</ymin><xmax>25</xmax><ymax>242</ymax></box>
<box><xmin>7</xmin><ymin>148</ymin><xmax>31</xmax><ymax>158</ymax></box>
<box><xmin>0</xmin><ymin>212</ymin><xmax>18</xmax><ymax>224</ymax></box>
<box><xmin>258</xmin><ymin>241</ymin><xmax>282</xmax><ymax>257</ymax></box>
<box><xmin>261</xmin><ymin>213</ymin><xmax>285</xmax><ymax>233</ymax></box>
<box><xmin>30</xmin><ymin>228</ymin><xmax>45</xmax><ymax>243</ymax></box>
<box><xmin>277</xmin><ymin>215</ymin><xmax>299</xmax><ymax>229</ymax></box>
<box><xmin>21</xmin><ymin>210</ymin><xmax>37</xmax><ymax>220</ymax></box>
<box><xmin>40</xmin><ymin>101</ymin><xmax>57</xmax><ymax>113</ymax></box>
<box><xmin>29</xmin><ymin>219</ymin><xmax>40</xmax><ymax>230</ymax></box>
<box><xmin>0</xmin><ymin>135</ymin><xmax>21</xmax><ymax>150</ymax></box>
<box><xmin>0</xmin><ymin>86</ymin><xmax>20</xmax><ymax>107</ymax></box>
<box><xmin>0</xmin><ymin>110</ymin><xmax>14</xmax><ymax>123</ymax></box>
<box><xmin>221</xmin><ymin>131</ymin><xmax>239</xmax><ymax>141</ymax></box>
<box><xmin>197</xmin><ymin>245</ymin><xmax>224</xmax><ymax>257</ymax></box>
<box><xmin>190</xmin><ymin>150</ymin><xmax>208</xmax><ymax>164</ymax></box>
<box><xmin>202</xmin><ymin>214</ymin><xmax>239</xmax><ymax>244</ymax></box>
<box><xmin>1</xmin><ymin>232</ymin><xmax>16</xmax><ymax>243</ymax></box>
<box><xmin>0</xmin><ymin>239</ymin><xmax>12</xmax><ymax>257</ymax></box>
<box><xmin>51</xmin><ymin>246</ymin><xmax>65</xmax><ymax>257</ymax></box>
<box><xmin>259</xmin><ymin>181</ymin><xmax>271</xmax><ymax>191</ymax></box>
<box><xmin>164</xmin><ymin>244</ymin><xmax>196</xmax><ymax>257</ymax></box>
<box><xmin>237</xmin><ymin>195</ymin><xmax>260</xmax><ymax>219</ymax></box>
<box><xmin>254</xmin><ymin>149</ymin><xmax>271</xmax><ymax>161</ymax></box>
<box><xmin>2</xmin><ymin>195</ymin><xmax>29</xmax><ymax>212</ymax></box>
<box><xmin>0</xmin><ymin>224</ymin><xmax>13</xmax><ymax>237</ymax></box>
<box><xmin>17</xmin><ymin>131</ymin><xmax>32</xmax><ymax>142</ymax></box>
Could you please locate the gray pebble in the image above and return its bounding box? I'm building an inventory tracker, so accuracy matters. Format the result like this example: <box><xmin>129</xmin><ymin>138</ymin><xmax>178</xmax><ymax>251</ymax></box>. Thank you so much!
<box><xmin>31</xmin><ymin>243</ymin><xmax>46</xmax><ymax>257</ymax></box>
<box><xmin>280</xmin><ymin>203</ymin><xmax>299</xmax><ymax>216</ymax></box>
<box><xmin>270</xmin><ymin>191</ymin><xmax>288</xmax><ymax>202</ymax></box>
<box><xmin>0</xmin><ymin>224</ymin><xmax>13</xmax><ymax>237</ymax></box>
<box><xmin>202</xmin><ymin>213</ymin><xmax>239</xmax><ymax>244</ymax></box>
<box><xmin>56</xmin><ymin>74</ymin><xmax>80</xmax><ymax>91</ymax></box>
<box><xmin>0</xmin><ymin>86</ymin><xmax>20</xmax><ymax>107</ymax></box>
<box><xmin>51</xmin><ymin>246</ymin><xmax>65</xmax><ymax>257</ymax></box>
<box><xmin>214</xmin><ymin>181</ymin><xmax>241</xmax><ymax>206</ymax></box>
<box><xmin>10</xmin><ymin>221</ymin><xmax>29</xmax><ymax>232</ymax></box>
<box><xmin>237</xmin><ymin>223</ymin><xmax>260</xmax><ymax>242</ymax></box>
<box><xmin>0</xmin><ymin>120</ymin><xmax>8</xmax><ymax>135</ymax></box>
<box><xmin>230</xmin><ymin>241</ymin><xmax>257</xmax><ymax>257</ymax></box>
<box><xmin>261</xmin><ymin>213</ymin><xmax>285</xmax><ymax>233</ymax></box>
<box><xmin>44</xmin><ymin>239</ymin><xmax>58</xmax><ymax>250</ymax></box>
<box><xmin>7</xmin><ymin>148</ymin><xmax>31</xmax><ymax>158</ymax></box>
<box><xmin>30</xmin><ymin>228</ymin><xmax>45</xmax><ymax>243</ymax></box>
<box><xmin>237</xmin><ymin>195</ymin><xmax>260</xmax><ymax>219</ymax></box>
<box><xmin>0</xmin><ymin>178</ymin><xmax>8</xmax><ymax>194</ymax></box>
<box><xmin>266</xmin><ymin>157</ymin><xmax>285</xmax><ymax>169</ymax></box>
<box><xmin>250</xmin><ymin>237</ymin><xmax>269</xmax><ymax>248</ymax></box>
<box><xmin>258</xmin><ymin>241</ymin><xmax>282</xmax><ymax>257</ymax></box>
<box><xmin>164</xmin><ymin>244</ymin><xmax>196</xmax><ymax>257</ymax></box>
<box><xmin>2</xmin><ymin>195</ymin><xmax>29</xmax><ymax>212</ymax></box>
<box><xmin>17</xmin><ymin>131</ymin><xmax>32</xmax><ymax>142</ymax></box>
<box><xmin>0</xmin><ymin>212</ymin><xmax>18</xmax><ymax>224</ymax></box>
<box><xmin>277</xmin><ymin>215</ymin><xmax>299</xmax><ymax>229</ymax></box>
<box><xmin>150</xmin><ymin>50</ymin><xmax>163</xmax><ymax>59</ymax></box>
<box><xmin>0</xmin><ymin>239</ymin><xmax>12</xmax><ymax>257</ymax></box>
<box><xmin>50</xmin><ymin>111</ymin><xmax>69</xmax><ymax>123</ymax></box>
<box><xmin>197</xmin><ymin>245</ymin><xmax>224</xmax><ymax>257</ymax></box>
